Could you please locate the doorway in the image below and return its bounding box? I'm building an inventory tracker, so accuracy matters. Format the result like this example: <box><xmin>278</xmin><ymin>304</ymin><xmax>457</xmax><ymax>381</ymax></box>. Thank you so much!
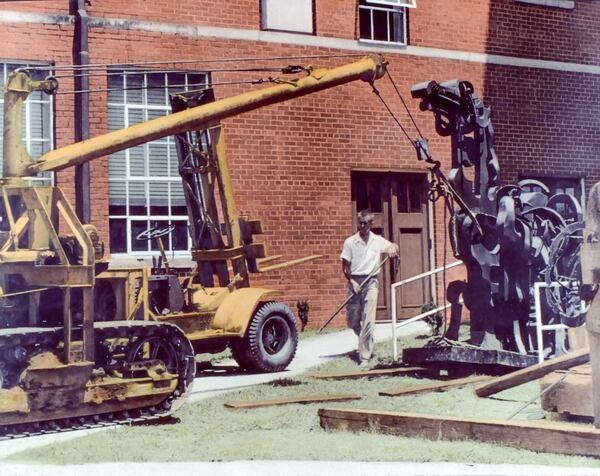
<box><xmin>351</xmin><ymin>171</ymin><xmax>431</xmax><ymax>320</ymax></box>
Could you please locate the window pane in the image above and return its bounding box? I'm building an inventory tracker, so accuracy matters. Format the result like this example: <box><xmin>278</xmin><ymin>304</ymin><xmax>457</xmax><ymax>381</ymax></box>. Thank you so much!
<box><xmin>409</xmin><ymin>180</ymin><xmax>422</xmax><ymax>212</ymax></box>
<box><xmin>398</xmin><ymin>182</ymin><xmax>408</xmax><ymax>213</ymax></box>
<box><xmin>149</xmin><ymin>220</ymin><xmax>170</xmax><ymax>251</ymax></box>
<box><xmin>109</xmin><ymin>180</ymin><xmax>127</xmax><ymax>215</ymax></box>
<box><xmin>188</xmin><ymin>74</ymin><xmax>207</xmax><ymax>90</ymax></box>
<box><xmin>359</xmin><ymin>9</ymin><xmax>372</xmax><ymax>40</ymax></box>
<box><xmin>372</xmin><ymin>9</ymin><xmax>390</xmax><ymax>42</ymax></box>
<box><xmin>109</xmin><ymin>150</ymin><xmax>126</xmax><ymax>179</ymax></box>
<box><xmin>168</xmin><ymin>142</ymin><xmax>179</xmax><ymax>177</ymax></box>
<box><xmin>108</xmin><ymin>71</ymin><xmax>125</xmax><ymax>104</ymax></box>
<box><xmin>167</xmin><ymin>73</ymin><xmax>187</xmax><ymax>95</ymax></box>
<box><xmin>148</xmin><ymin>143</ymin><xmax>168</xmax><ymax>176</ymax></box>
<box><xmin>29</xmin><ymin>142</ymin><xmax>43</xmax><ymax>160</ymax></box>
<box><xmin>389</xmin><ymin>10</ymin><xmax>405</xmax><ymax>43</ymax></box>
<box><xmin>127</xmin><ymin>107</ymin><xmax>144</xmax><ymax>127</ymax></box>
<box><xmin>170</xmin><ymin>182</ymin><xmax>186</xmax><ymax>209</ymax></box>
<box><xmin>131</xmin><ymin>220</ymin><xmax>149</xmax><ymax>251</ymax></box>
<box><xmin>172</xmin><ymin>221</ymin><xmax>189</xmax><ymax>250</ymax></box>
<box><xmin>108</xmin><ymin>105</ymin><xmax>125</xmax><ymax>131</ymax></box>
<box><xmin>146</xmin><ymin>73</ymin><xmax>166</xmax><ymax>105</ymax></box>
<box><xmin>125</xmin><ymin>74</ymin><xmax>144</xmax><ymax>104</ymax></box>
<box><xmin>129</xmin><ymin>145</ymin><xmax>146</xmax><ymax>177</ymax></box>
<box><xmin>109</xmin><ymin>218</ymin><xmax>127</xmax><ymax>253</ymax></box>
<box><xmin>129</xmin><ymin>182</ymin><xmax>147</xmax><ymax>215</ymax></box>
<box><xmin>149</xmin><ymin>182</ymin><xmax>169</xmax><ymax>215</ymax></box>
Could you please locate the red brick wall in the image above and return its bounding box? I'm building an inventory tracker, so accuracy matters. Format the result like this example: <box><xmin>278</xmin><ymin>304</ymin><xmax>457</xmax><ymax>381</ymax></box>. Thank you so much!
<box><xmin>0</xmin><ymin>1</ymin><xmax>598</xmax><ymax>329</ymax></box>
<box><xmin>89</xmin><ymin>0</ymin><xmax>260</xmax><ymax>29</ymax></box>
<box><xmin>0</xmin><ymin>1</ymin><xmax>68</xmax><ymax>14</ymax></box>
<box><xmin>410</xmin><ymin>0</ymin><xmax>600</xmax><ymax>65</ymax></box>
<box><xmin>315</xmin><ymin>0</ymin><xmax>357</xmax><ymax>39</ymax></box>
<box><xmin>2</xmin><ymin>0</ymin><xmax>600</xmax><ymax>62</ymax></box>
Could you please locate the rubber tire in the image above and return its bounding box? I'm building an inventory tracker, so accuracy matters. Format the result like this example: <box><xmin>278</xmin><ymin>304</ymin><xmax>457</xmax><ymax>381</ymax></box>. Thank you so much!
<box><xmin>231</xmin><ymin>301</ymin><xmax>298</xmax><ymax>373</ymax></box>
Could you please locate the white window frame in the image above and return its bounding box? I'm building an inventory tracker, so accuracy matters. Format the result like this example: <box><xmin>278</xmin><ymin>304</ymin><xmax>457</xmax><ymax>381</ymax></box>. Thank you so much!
<box><xmin>0</xmin><ymin>61</ymin><xmax>54</xmax><ymax>186</ymax></box>
<box><xmin>515</xmin><ymin>0</ymin><xmax>574</xmax><ymax>9</ymax></box>
<box><xmin>358</xmin><ymin>0</ymin><xmax>409</xmax><ymax>46</ymax></box>
<box><xmin>107</xmin><ymin>71</ymin><xmax>208</xmax><ymax>257</ymax></box>
<box><xmin>366</xmin><ymin>0</ymin><xmax>416</xmax><ymax>7</ymax></box>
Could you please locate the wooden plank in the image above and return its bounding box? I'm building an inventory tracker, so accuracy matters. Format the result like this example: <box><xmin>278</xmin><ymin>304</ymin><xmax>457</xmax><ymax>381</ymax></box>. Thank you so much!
<box><xmin>474</xmin><ymin>348</ymin><xmax>589</xmax><ymax>398</ymax></box>
<box><xmin>318</xmin><ymin>408</ymin><xmax>600</xmax><ymax>458</ymax></box>
<box><xmin>380</xmin><ymin>374</ymin><xmax>491</xmax><ymax>397</ymax></box>
<box><xmin>309</xmin><ymin>366</ymin><xmax>427</xmax><ymax>380</ymax></box>
<box><xmin>224</xmin><ymin>394</ymin><xmax>361</xmax><ymax>409</ymax></box>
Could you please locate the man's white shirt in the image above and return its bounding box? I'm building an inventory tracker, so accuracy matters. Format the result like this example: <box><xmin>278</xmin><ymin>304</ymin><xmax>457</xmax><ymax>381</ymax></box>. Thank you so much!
<box><xmin>340</xmin><ymin>231</ymin><xmax>393</xmax><ymax>275</ymax></box>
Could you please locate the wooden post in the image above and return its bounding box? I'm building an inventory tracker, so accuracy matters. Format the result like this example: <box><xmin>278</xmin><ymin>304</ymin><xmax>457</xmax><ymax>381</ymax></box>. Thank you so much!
<box><xmin>319</xmin><ymin>408</ymin><xmax>600</xmax><ymax>459</ymax></box>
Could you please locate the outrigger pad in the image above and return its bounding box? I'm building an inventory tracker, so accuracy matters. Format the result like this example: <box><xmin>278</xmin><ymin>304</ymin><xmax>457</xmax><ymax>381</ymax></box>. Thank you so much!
<box><xmin>402</xmin><ymin>344</ymin><xmax>538</xmax><ymax>376</ymax></box>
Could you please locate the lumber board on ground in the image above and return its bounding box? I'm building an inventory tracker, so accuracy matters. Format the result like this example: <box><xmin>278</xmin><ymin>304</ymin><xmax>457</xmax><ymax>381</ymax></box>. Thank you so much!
<box><xmin>474</xmin><ymin>348</ymin><xmax>589</xmax><ymax>398</ymax></box>
<box><xmin>540</xmin><ymin>366</ymin><xmax>593</xmax><ymax>419</ymax></box>
<box><xmin>318</xmin><ymin>408</ymin><xmax>600</xmax><ymax>458</ymax></box>
<box><xmin>379</xmin><ymin>374</ymin><xmax>491</xmax><ymax>397</ymax></box>
<box><xmin>224</xmin><ymin>394</ymin><xmax>360</xmax><ymax>409</ymax></box>
<box><xmin>309</xmin><ymin>366</ymin><xmax>427</xmax><ymax>380</ymax></box>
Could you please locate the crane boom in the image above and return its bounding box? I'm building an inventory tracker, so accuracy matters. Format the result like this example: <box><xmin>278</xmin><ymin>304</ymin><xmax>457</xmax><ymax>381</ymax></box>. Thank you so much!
<box><xmin>2</xmin><ymin>55</ymin><xmax>386</xmax><ymax>179</ymax></box>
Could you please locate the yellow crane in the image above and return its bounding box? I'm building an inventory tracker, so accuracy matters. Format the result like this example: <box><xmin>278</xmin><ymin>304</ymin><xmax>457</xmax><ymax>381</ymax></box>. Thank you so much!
<box><xmin>0</xmin><ymin>54</ymin><xmax>386</xmax><ymax>436</ymax></box>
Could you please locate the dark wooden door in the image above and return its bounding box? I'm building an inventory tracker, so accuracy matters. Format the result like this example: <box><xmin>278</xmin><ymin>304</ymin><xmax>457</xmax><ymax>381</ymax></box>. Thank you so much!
<box><xmin>351</xmin><ymin>171</ymin><xmax>431</xmax><ymax>320</ymax></box>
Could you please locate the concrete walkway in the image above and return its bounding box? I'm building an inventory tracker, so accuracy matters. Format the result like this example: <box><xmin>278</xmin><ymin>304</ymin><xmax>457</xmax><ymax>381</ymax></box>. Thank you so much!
<box><xmin>189</xmin><ymin>322</ymin><xmax>421</xmax><ymax>401</ymax></box>
<box><xmin>2</xmin><ymin>322</ymin><xmax>600</xmax><ymax>476</ymax></box>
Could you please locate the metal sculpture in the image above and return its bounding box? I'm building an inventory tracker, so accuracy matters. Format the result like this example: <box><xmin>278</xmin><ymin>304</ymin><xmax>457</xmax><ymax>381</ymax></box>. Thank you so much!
<box><xmin>404</xmin><ymin>80</ymin><xmax>584</xmax><ymax>370</ymax></box>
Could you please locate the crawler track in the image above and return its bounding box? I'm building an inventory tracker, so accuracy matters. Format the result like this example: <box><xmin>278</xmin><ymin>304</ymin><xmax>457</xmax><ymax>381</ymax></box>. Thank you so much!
<box><xmin>0</xmin><ymin>321</ymin><xmax>195</xmax><ymax>439</ymax></box>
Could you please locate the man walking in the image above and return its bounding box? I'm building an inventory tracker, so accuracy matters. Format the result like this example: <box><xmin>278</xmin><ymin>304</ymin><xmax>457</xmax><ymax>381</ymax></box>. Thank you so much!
<box><xmin>341</xmin><ymin>210</ymin><xmax>399</xmax><ymax>366</ymax></box>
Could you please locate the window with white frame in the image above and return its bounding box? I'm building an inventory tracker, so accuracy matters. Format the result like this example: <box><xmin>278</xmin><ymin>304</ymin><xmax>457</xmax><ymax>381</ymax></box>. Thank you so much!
<box><xmin>107</xmin><ymin>71</ymin><xmax>208</xmax><ymax>255</ymax></box>
<box><xmin>261</xmin><ymin>0</ymin><xmax>314</xmax><ymax>33</ymax></box>
<box><xmin>0</xmin><ymin>62</ymin><xmax>53</xmax><ymax>185</ymax></box>
<box><xmin>515</xmin><ymin>0</ymin><xmax>574</xmax><ymax>9</ymax></box>
<box><xmin>358</xmin><ymin>0</ymin><xmax>416</xmax><ymax>45</ymax></box>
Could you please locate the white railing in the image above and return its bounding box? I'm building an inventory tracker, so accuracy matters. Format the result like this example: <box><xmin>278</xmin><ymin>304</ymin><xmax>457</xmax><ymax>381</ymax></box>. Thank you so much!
<box><xmin>390</xmin><ymin>260</ymin><xmax>464</xmax><ymax>361</ymax></box>
<box><xmin>532</xmin><ymin>281</ymin><xmax>587</xmax><ymax>364</ymax></box>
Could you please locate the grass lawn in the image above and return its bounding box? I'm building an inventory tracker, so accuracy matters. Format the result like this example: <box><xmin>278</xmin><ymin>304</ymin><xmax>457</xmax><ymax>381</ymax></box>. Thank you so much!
<box><xmin>6</xmin><ymin>330</ymin><xmax>600</xmax><ymax>467</ymax></box>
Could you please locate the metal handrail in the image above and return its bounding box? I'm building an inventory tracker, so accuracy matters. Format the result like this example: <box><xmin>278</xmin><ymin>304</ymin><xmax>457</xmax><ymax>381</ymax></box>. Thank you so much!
<box><xmin>390</xmin><ymin>260</ymin><xmax>464</xmax><ymax>361</ymax></box>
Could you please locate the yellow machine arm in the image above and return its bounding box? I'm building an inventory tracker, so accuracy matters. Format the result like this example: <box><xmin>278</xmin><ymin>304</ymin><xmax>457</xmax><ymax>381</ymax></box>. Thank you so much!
<box><xmin>2</xmin><ymin>55</ymin><xmax>386</xmax><ymax>180</ymax></box>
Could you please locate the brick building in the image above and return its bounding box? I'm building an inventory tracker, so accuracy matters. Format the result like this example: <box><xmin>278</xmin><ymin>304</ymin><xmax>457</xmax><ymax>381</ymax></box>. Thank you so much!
<box><xmin>0</xmin><ymin>0</ymin><xmax>597</xmax><ymax>328</ymax></box>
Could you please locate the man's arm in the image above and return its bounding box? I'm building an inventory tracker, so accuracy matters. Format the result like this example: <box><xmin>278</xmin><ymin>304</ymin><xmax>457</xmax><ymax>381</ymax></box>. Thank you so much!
<box><xmin>342</xmin><ymin>259</ymin><xmax>360</xmax><ymax>294</ymax></box>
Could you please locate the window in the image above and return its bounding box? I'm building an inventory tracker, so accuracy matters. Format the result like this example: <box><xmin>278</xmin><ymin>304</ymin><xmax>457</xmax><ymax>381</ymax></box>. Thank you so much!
<box><xmin>359</xmin><ymin>0</ymin><xmax>414</xmax><ymax>45</ymax></box>
<box><xmin>515</xmin><ymin>0</ymin><xmax>574</xmax><ymax>9</ymax></box>
<box><xmin>0</xmin><ymin>62</ymin><xmax>53</xmax><ymax>185</ymax></box>
<box><xmin>107</xmin><ymin>71</ymin><xmax>208</xmax><ymax>255</ymax></box>
<box><xmin>261</xmin><ymin>0</ymin><xmax>313</xmax><ymax>34</ymax></box>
